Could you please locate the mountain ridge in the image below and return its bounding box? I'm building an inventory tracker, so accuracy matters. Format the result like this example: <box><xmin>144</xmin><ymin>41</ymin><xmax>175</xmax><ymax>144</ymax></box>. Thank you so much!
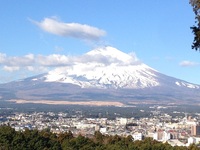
<box><xmin>0</xmin><ymin>46</ymin><xmax>199</xmax><ymax>104</ymax></box>
<box><xmin>43</xmin><ymin>46</ymin><xmax>198</xmax><ymax>89</ymax></box>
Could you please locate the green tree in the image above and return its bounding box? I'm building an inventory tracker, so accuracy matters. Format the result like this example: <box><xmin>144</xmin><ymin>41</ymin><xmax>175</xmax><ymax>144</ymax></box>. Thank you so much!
<box><xmin>11</xmin><ymin>132</ymin><xmax>26</xmax><ymax>150</ymax></box>
<box><xmin>188</xmin><ymin>143</ymin><xmax>200</xmax><ymax>150</ymax></box>
<box><xmin>0</xmin><ymin>125</ymin><xmax>16</xmax><ymax>149</ymax></box>
<box><xmin>58</xmin><ymin>131</ymin><xmax>73</xmax><ymax>144</ymax></box>
<box><xmin>93</xmin><ymin>131</ymin><xmax>104</xmax><ymax>144</ymax></box>
<box><xmin>190</xmin><ymin>0</ymin><xmax>200</xmax><ymax>50</ymax></box>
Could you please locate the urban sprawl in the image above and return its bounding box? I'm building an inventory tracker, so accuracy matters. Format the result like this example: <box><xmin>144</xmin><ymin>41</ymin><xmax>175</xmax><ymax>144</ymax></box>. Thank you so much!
<box><xmin>1</xmin><ymin>105</ymin><xmax>200</xmax><ymax>147</ymax></box>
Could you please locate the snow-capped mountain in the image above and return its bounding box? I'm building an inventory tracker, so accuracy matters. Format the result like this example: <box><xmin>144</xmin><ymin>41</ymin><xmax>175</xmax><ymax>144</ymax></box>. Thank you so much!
<box><xmin>0</xmin><ymin>46</ymin><xmax>199</xmax><ymax>103</ymax></box>
<box><xmin>43</xmin><ymin>46</ymin><xmax>198</xmax><ymax>89</ymax></box>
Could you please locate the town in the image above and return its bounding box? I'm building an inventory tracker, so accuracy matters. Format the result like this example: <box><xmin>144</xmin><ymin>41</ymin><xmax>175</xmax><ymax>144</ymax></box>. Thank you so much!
<box><xmin>0</xmin><ymin>105</ymin><xmax>200</xmax><ymax>147</ymax></box>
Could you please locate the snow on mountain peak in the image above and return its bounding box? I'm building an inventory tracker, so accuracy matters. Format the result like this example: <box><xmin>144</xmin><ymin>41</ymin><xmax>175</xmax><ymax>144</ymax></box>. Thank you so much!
<box><xmin>44</xmin><ymin>46</ymin><xmax>160</xmax><ymax>89</ymax></box>
<box><xmin>87</xmin><ymin>46</ymin><xmax>132</xmax><ymax>60</ymax></box>
<box><xmin>86</xmin><ymin>46</ymin><xmax>139</xmax><ymax>65</ymax></box>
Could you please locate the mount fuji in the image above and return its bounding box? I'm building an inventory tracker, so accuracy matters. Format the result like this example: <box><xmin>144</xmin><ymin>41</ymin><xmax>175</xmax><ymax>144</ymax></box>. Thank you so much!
<box><xmin>0</xmin><ymin>46</ymin><xmax>200</xmax><ymax>104</ymax></box>
<box><xmin>45</xmin><ymin>46</ymin><xmax>160</xmax><ymax>89</ymax></box>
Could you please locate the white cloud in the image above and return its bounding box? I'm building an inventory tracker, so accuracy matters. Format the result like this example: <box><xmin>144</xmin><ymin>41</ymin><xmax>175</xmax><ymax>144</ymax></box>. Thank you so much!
<box><xmin>0</xmin><ymin>53</ymin><xmax>6</xmax><ymax>63</ymax></box>
<box><xmin>26</xmin><ymin>66</ymin><xmax>34</xmax><ymax>71</ymax></box>
<box><xmin>179</xmin><ymin>60</ymin><xmax>199</xmax><ymax>67</ymax></box>
<box><xmin>37</xmin><ymin>54</ymin><xmax>71</xmax><ymax>66</ymax></box>
<box><xmin>0</xmin><ymin>53</ymin><xmax>71</xmax><ymax>68</ymax></box>
<box><xmin>0</xmin><ymin>54</ymin><xmax>35</xmax><ymax>67</ymax></box>
<box><xmin>0</xmin><ymin>47</ymin><xmax>140</xmax><ymax>73</ymax></box>
<box><xmin>3</xmin><ymin>66</ymin><xmax>20</xmax><ymax>72</ymax></box>
<box><xmin>0</xmin><ymin>53</ymin><xmax>72</xmax><ymax>73</ymax></box>
<box><xmin>76</xmin><ymin>53</ymin><xmax>140</xmax><ymax>66</ymax></box>
<box><xmin>26</xmin><ymin>66</ymin><xmax>49</xmax><ymax>73</ymax></box>
<box><xmin>31</xmin><ymin>17</ymin><xmax>106</xmax><ymax>41</ymax></box>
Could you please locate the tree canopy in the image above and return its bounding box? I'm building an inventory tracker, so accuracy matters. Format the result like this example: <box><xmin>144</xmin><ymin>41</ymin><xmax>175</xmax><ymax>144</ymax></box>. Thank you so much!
<box><xmin>0</xmin><ymin>125</ymin><xmax>199</xmax><ymax>150</ymax></box>
<box><xmin>190</xmin><ymin>0</ymin><xmax>200</xmax><ymax>50</ymax></box>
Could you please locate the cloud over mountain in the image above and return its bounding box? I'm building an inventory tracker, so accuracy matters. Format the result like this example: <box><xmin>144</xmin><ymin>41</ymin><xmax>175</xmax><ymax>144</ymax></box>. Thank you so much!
<box><xmin>31</xmin><ymin>17</ymin><xmax>106</xmax><ymax>41</ymax></box>
<box><xmin>0</xmin><ymin>47</ymin><xmax>139</xmax><ymax>73</ymax></box>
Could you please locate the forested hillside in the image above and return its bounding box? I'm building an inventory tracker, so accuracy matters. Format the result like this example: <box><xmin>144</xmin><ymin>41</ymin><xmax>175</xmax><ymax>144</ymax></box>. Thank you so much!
<box><xmin>0</xmin><ymin>125</ymin><xmax>199</xmax><ymax>150</ymax></box>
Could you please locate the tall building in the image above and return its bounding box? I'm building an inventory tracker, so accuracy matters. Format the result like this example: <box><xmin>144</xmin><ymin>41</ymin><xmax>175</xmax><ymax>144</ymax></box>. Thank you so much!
<box><xmin>153</xmin><ymin>130</ymin><xmax>172</xmax><ymax>141</ymax></box>
<box><xmin>191</xmin><ymin>125</ymin><xmax>200</xmax><ymax>136</ymax></box>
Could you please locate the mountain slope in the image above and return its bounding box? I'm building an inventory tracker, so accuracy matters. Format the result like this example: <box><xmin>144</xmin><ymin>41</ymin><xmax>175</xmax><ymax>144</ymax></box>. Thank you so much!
<box><xmin>44</xmin><ymin>46</ymin><xmax>199</xmax><ymax>89</ymax></box>
<box><xmin>44</xmin><ymin>46</ymin><xmax>160</xmax><ymax>89</ymax></box>
<box><xmin>0</xmin><ymin>46</ymin><xmax>199</xmax><ymax>104</ymax></box>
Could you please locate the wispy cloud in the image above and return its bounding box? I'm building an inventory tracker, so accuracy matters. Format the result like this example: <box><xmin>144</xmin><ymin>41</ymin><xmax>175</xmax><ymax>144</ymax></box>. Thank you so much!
<box><xmin>0</xmin><ymin>53</ymin><xmax>71</xmax><ymax>72</ymax></box>
<box><xmin>179</xmin><ymin>60</ymin><xmax>199</xmax><ymax>67</ymax></box>
<box><xmin>0</xmin><ymin>47</ymin><xmax>140</xmax><ymax>73</ymax></box>
<box><xmin>31</xmin><ymin>17</ymin><xmax>106</xmax><ymax>41</ymax></box>
<box><xmin>3</xmin><ymin>66</ymin><xmax>20</xmax><ymax>72</ymax></box>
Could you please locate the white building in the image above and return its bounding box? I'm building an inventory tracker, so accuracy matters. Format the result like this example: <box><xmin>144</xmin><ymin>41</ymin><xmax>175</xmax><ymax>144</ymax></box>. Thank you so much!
<box><xmin>132</xmin><ymin>133</ymin><xmax>143</xmax><ymax>141</ymax></box>
<box><xmin>153</xmin><ymin>130</ymin><xmax>171</xmax><ymax>142</ymax></box>
<box><xmin>187</xmin><ymin>137</ymin><xmax>196</xmax><ymax>146</ymax></box>
<box><xmin>162</xmin><ymin>131</ymin><xmax>171</xmax><ymax>141</ymax></box>
<box><xmin>186</xmin><ymin>137</ymin><xmax>200</xmax><ymax>146</ymax></box>
<box><xmin>100</xmin><ymin>127</ymin><xmax>107</xmax><ymax>133</ymax></box>
<box><xmin>75</xmin><ymin>122</ymin><xmax>96</xmax><ymax>129</ymax></box>
<box><xmin>116</xmin><ymin>118</ymin><xmax>127</xmax><ymax>125</ymax></box>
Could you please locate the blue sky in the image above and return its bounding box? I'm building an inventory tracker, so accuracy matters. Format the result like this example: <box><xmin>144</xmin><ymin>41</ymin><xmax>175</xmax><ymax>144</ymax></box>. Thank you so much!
<box><xmin>0</xmin><ymin>0</ymin><xmax>200</xmax><ymax>84</ymax></box>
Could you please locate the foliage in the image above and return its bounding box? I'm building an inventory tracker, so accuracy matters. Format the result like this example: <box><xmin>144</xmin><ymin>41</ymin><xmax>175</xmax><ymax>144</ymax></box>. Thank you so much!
<box><xmin>190</xmin><ymin>0</ymin><xmax>200</xmax><ymax>50</ymax></box>
<box><xmin>0</xmin><ymin>125</ymin><xmax>199</xmax><ymax>149</ymax></box>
